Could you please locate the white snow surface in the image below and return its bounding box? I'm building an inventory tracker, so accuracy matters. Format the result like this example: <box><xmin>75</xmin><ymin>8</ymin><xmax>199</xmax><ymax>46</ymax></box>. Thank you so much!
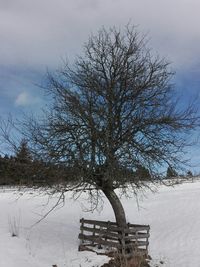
<box><xmin>0</xmin><ymin>179</ymin><xmax>200</xmax><ymax>267</ymax></box>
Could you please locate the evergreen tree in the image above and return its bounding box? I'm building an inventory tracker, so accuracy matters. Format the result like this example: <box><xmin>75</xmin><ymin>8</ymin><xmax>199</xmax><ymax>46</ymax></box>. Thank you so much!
<box><xmin>135</xmin><ymin>165</ymin><xmax>151</xmax><ymax>180</ymax></box>
<box><xmin>166</xmin><ymin>166</ymin><xmax>178</xmax><ymax>178</ymax></box>
<box><xmin>15</xmin><ymin>139</ymin><xmax>32</xmax><ymax>164</ymax></box>
<box><xmin>187</xmin><ymin>170</ymin><xmax>193</xmax><ymax>177</ymax></box>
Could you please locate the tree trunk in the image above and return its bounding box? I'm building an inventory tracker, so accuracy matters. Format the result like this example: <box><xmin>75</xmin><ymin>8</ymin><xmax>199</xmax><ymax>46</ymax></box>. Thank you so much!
<box><xmin>102</xmin><ymin>188</ymin><xmax>131</xmax><ymax>254</ymax></box>
<box><xmin>102</xmin><ymin>188</ymin><xmax>127</xmax><ymax>229</ymax></box>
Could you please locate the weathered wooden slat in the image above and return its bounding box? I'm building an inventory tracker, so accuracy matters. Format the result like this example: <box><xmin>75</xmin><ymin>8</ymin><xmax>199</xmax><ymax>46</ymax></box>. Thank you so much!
<box><xmin>80</xmin><ymin>218</ymin><xmax>117</xmax><ymax>226</ymax></box>
<box><xmin>80</xmin><ymin>225</ymin><xmax>121</xmax><ymax>239</ymax></box>
<box><xmin>128</xmin><ymin>223</ymin><xmax>150</xmax><ymax>229</ymax></box>
<box><xmin>81</xmin><ymin>220</ymin><xmax>123</xmax><ymax>232</ymax></box>
<box><xmin>78</xmin><ymin>233</ymin><xmax>121</xmax><ymax>248</ymax></box>
<box><xmin>123</xmin><ymin>233</ymin><xmax>150</xmax><ymax>240</ymax></box>
<box><xmin>123</xmin><ymin>227</ymin><xmax>150</xmax><ymax>233</ymax></box>
<box><xmin>80</xmin><ymin>219</ymin><xmax>149</xmax><ymax>231</ymax></box>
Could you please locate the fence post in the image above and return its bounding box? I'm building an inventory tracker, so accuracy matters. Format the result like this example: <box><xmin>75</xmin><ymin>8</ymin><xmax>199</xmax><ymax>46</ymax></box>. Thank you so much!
<box><xmin>81</xmin><ymin>218</ymin><xmax>84</xmax><ymax>244</ymax></box>
<box><xmin>78</xmin><ymin>218</ymin><xmax>84</xmax><ymax>251</ymax></box>
<box><xmin>146</xmin><ymin>226</ymin><xmax>150</xmax><ymax>252</ymax></box>
<box><xmin>121</xmin><ymin>229</ymin><xmax>126</xmax><ymax>257</ymax></box>
<box><xmin>105</xmin><ymin>220</ymin><xmax>110</xmax><ymax>243</ymax></box>
<box><xmin>98</xmin><ymin>226</ymin><xmax>103</xmax><ymax>249</ymax></box>
<box><xmin>92</xmin><ymin>223</ymin><xmax>96</xmax><ymax>246</ymax></box>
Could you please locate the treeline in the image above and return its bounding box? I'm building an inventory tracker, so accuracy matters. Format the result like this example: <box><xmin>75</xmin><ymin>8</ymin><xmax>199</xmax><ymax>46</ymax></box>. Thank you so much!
<box><xmin>0</xmin><ymin>140</ymin><xmax>73</xmax><ymax>186</ymax></box>
<box><xmin>0</xmin><ymin>139</ymin><xmax>193</xmax><ymax>187</ymax></box>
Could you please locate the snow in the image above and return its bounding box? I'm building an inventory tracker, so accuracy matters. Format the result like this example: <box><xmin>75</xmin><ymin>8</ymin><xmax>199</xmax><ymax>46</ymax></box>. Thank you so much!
<box><xmin>0</xmin><ymin>180</ymin><xmax>200</xmax><ymax>266</ymax></box>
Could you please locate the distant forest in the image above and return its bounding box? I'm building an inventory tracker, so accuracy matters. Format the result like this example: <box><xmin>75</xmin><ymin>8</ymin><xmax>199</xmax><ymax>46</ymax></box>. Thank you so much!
<box><xmin>0</xmin><ymin>139</ymin><xmax>71</xmax><ymax>186</ymax></box>
<box><xmin>0</xmin><ymin>140</ymin><xmax>192</xmax><ymax>186</ymax></box>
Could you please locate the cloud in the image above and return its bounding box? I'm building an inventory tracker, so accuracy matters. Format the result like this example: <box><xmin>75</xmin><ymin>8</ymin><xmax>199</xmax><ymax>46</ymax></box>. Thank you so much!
<box><xmin>15</xmin><ymin>91</ymin><xmax>40</xmax><ymax>107</ymax></box>
<box><xmin>0</xmin><ymin>0</ymin><xmax>200</xmax><ymax>71</ymax></box>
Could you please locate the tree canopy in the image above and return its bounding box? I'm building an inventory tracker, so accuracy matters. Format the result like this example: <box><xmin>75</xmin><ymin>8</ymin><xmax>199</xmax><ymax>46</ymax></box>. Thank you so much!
<box><xmin>2</xmin><ymin>25</ymin><xmax>199</xmax><ymax>228</ymax></box>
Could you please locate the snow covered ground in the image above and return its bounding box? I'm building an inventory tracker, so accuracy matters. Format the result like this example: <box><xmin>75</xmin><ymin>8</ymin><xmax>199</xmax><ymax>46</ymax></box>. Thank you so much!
<box><xmin>0</xmin><ymin>179</ymin><xmax>200</xmax><ymax>267</ymax></box>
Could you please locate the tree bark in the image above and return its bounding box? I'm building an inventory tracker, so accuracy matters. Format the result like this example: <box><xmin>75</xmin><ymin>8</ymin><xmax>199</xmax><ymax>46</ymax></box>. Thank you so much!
<box><xmin>102</xmin><ymin>188</ymin><xmax>127</xmax><ymax>229</ymax></box>
<box><xmin>102</xmin><ymin>187</ymin><xmax>132</xmax><ymax>254</ymax></box>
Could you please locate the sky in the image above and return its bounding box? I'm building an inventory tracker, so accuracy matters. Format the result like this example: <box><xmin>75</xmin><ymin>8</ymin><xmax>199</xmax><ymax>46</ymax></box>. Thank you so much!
<box><xmin>1</xmin><ymin>0</ymin><xmax>200</xmax><ymax>171</ymax></box>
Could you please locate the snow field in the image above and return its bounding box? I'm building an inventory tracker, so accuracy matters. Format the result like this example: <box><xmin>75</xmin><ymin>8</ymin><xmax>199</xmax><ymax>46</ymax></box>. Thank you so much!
<box><xmin>0</xmin><ymin>180</ymin><xmax>200</xmax><ymax>267</ymax></box>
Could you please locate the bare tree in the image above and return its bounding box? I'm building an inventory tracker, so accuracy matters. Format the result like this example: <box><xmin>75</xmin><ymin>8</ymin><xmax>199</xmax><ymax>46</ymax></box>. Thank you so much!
<box><xmin>16</xmin><ymin>26</ymin><xmax>199</xmax><ymax>229</ymax></box>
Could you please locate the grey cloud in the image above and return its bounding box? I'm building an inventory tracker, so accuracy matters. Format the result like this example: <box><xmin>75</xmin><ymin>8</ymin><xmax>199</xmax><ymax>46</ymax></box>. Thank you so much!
<box><xmin>0</xmin><ymin>0</ymin><xmax>200</xmax><ymax>71</ymax></box>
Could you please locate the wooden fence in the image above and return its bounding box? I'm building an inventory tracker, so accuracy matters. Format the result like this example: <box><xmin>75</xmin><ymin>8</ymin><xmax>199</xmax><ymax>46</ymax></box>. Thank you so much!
<box><xmin>78</xmin><ymin>218</ymin><xmax>150</xmax><ymax>259</ymax></box>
